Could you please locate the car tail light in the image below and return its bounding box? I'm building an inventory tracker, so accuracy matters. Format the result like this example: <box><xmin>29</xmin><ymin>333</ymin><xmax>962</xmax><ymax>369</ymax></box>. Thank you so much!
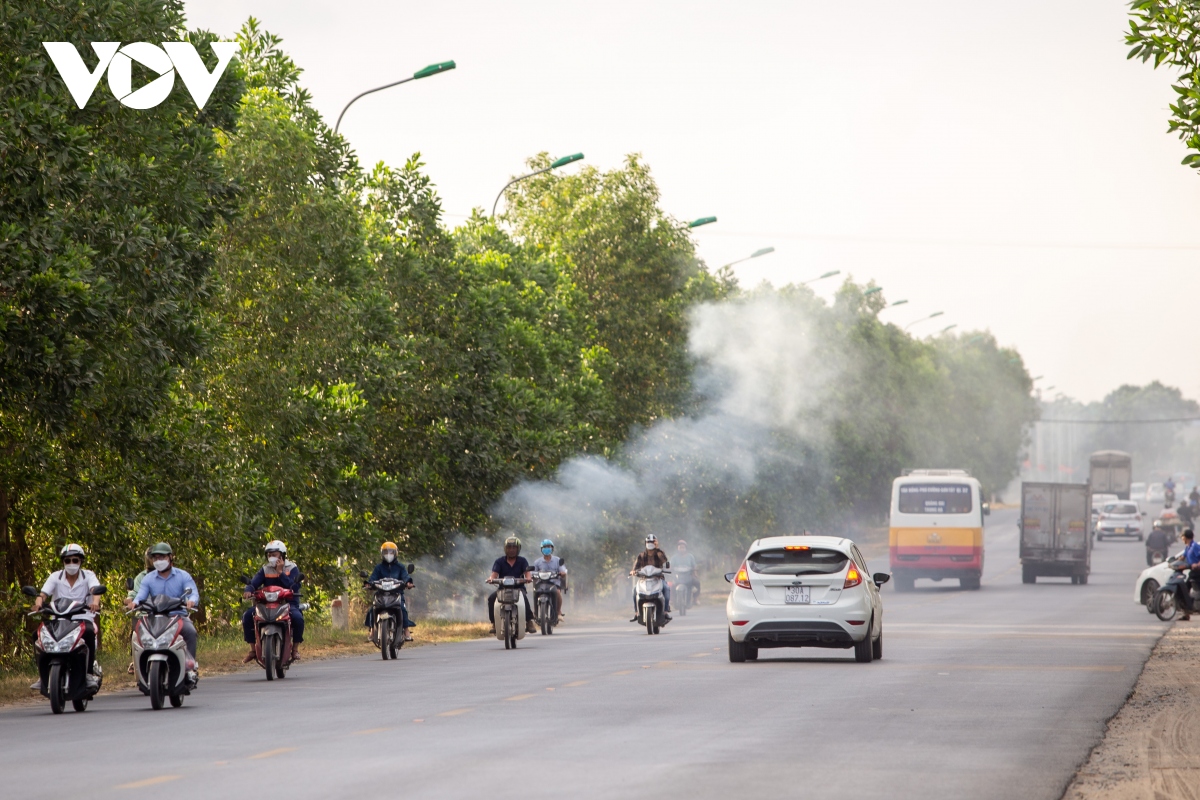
<box><xmin>734</xmin><ymin>563</ymin><xmax>752</xmax><ymax>590</ymax></box>
<box><xmin>731</xmin><ymin>620</ymin><xmax>749</xmax><ymax>626</ymax></box>
<box><xmin>784</xmin><ymin>545</ymin><xmax>810</xmax><ymax>551</ymax></box>
<box><xmin>844</xmin><ymin>564</ymin><xmax>862</xmax><ymax>589</ymax></box>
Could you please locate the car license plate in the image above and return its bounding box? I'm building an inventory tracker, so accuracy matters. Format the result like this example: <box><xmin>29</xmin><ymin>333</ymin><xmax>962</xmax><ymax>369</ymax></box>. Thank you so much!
<box><xmin>785</xmin><ymin>586</ymin><xmax>811</xmax><ymax>604</ymax></box>
<box><xmin>1115</xmin><ymin>527</ymin><xmax>1126</xmax><ymax>534</ymax></box>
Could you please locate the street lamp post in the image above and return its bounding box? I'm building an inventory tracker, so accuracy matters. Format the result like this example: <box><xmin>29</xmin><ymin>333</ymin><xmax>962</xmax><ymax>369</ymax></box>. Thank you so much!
<box><xmin>863</xmin><ymin>286</ymin><xmax>883</xmax><ymax>297</ymax></box>
<box><xmin>938</xmin><ymin>324</ymin><xmax>957</xmax><ymax>334</ymax></box>
<box><xmin>888</xmin><ymin>299</ymin><xmax>909</xmax><ymax>308</ymax></box>
<box><xmin>333</xmin><ymin>60</ymin><xmax>457</xmax><ymax>134</ymax></box>
<box><xmin>687</xmin><ymin>216</ymin><xmax>717</xmax><ymax>229</ymax></box>
<box><xmin>903</xmin><ymin>311</ymin><xmax>944</xmax><ymax>331</ymax></box>
<box><xmin>721</xmin><ymin>247</ymin><xmax>775</xmax><ymax>269</ymax></box>
<box><xmin>492</xmin><ymin>153</ymin><xmax>585</xmax><ymax>217</ymax></box>
<box><xmin>801</xmin><ymin>270</ymin><xmax>840</xmax><ymax>286</ymax></box>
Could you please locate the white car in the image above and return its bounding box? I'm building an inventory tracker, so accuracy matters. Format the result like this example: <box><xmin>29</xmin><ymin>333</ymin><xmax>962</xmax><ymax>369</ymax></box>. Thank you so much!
<box><xmin>725</xmin><ymin>536</ymin><xmax>886</xmax><ymax>663</ymax></box>
<box><xmin>1130</xmin><ymin>482</ymin><xmax>1147</xmax><ymax>502</ymax></box>
<box><xmin>1146</xmin><ymin>483</ymin><xmax>1166</xmax><ymax>504</ymax></box>
<box><xmin>1091</xmin><ymin>493</ymin><xmax>1119</xmax><ymax>526</ymax></box>
<box><xmin>1134</xmin><ymin>553</ymin><xmax>1182</xmax><ymax>611</ymax></box>
<box><xmin>1095</xmin><ymin>500</ymin><xmax>1144</xmax><ymax>541</ymax></box>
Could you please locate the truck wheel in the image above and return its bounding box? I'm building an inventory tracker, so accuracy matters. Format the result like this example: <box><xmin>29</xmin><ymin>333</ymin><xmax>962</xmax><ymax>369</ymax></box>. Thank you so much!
<box><xmin>960</xmin><ymin>575</ymin><xmax>981</xmax><ymax>591</ymax></box>
<box><xmin>1078</xmin><ymin>573</ymin><xmax>1088</xmax><ymax>585</ymax></box>
<box><xmin>1022</xmin><ymin>566</ymin><xmax>1035</xmax><ymax>584</ymax></box>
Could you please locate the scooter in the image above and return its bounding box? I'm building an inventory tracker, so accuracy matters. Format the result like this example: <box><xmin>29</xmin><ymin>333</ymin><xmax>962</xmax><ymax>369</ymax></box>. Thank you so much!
<box><xmin>531</xmin><ymin>567</ymin><xmax>562</xmax><ymax>636</ymax></box>
<box><xmin>361</xmin><ymin>565</ymin><xmax>414</xmax><ymax>660</ymax></box>
<box><xmin>488</xmin><ymin>576</ymin><xmax>528</xmax><ymax>649</ymax></box>
<box><xmin>1166</xmin><ymin>488</ymin><xmax>1177</xmax><ymax>507</ymax></box>
<box><xmin>1154</xmin><ymin>563</ymin><xmax>1198</xmax><ymax>621</ymax></box>
<box><xmin>22</xmin><ymin>584</ymin><xmax>106</xmax><ymax>714</ymax></box>
<box><xmin>245</xmin><ymin>581</ymin><xmax>307</xmax><ymax>680</ymax></box>
<box><xmin>634</xmin><ymin>565</ymin><xmax>670</xmax><ymax>635</ymax></box>
<box><xmin>129</xmin><ymin>587</ymin><xmax>197</xmax><ymax>709</ymax></box>
<box><xmin>670</xmin><ymin>567</ymin><xmax>696</xmax><ymax>616</ymax></box>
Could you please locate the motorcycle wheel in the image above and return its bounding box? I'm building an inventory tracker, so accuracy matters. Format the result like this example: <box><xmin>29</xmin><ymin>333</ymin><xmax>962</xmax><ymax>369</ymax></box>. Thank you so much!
<box><xmin>503</xmin><ymin>612</ymin><xmax>512</xmax><ymax>650</ymax></box>
<box><xmin>264</xmin><ymin>638</ymin><xmax>276</xmax><ymax>681</ymax></box>
<box><xmin>170</xmin><ymin>693</ymin><xmax>184</xmax><ymax>708</ymax></box>
<box><xmin>1155</xmin><ymin>590</ymin><xmax>1179</xmax><ymax>621</ymax></box>
<box><xmin>540</xmin><ymin>601</ymin><xmax>551</xmax><ymax>636</ymax></box>
<box><xmin>149</xmin><ymin>660</ymin><xmax>165</xmax><ymax>709</ymax></box>
<box><xmin>48</xmin><ymin>663</ymin><xmax>65</xmax><ymax>715</ymax></box>
<box><xmin>645</xmin><ymin>608</ymin><xmax>654</xmax><ymax>635</ymax></box>
<box><xmin>380</xmin><ymin>621</ymin><xmax>391</xmax><ymax>661</ymax></box>
<box><xmin>72</xmin><ymin>695</ymin><xmax>89</xmax><ymax>712</ymax></box>
<box><xmin>275</xmin><ymin>640</ymin><xmax>287</xmax><ymax>679</ymax></box>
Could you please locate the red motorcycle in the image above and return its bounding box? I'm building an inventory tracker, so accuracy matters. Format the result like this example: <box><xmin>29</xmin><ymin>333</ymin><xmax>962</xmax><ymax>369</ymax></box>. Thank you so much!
<box><xmin>248</xmin><ymin>585</ymin><xmax>296</xmax><ymax>681</ymax></box>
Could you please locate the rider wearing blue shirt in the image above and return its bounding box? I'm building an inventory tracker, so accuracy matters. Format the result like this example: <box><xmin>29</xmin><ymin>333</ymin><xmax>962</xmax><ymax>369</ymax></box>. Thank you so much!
<box><xmin>1174</xmin><ymin>529</ymin><xmax>1200</xmax><ymax>620</ymax></box>
<box><xmin>365</xmin><ymin>541</ymin><xmax>415</xmax><ymax>642</ymax></box>
<box><xmin>132</xmin><ymin>542</ymin><xmax>199</xmax><ymax>663</ymax></box>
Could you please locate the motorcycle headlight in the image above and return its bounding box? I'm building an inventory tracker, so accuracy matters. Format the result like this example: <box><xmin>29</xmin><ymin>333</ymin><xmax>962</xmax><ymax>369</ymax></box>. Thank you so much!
<box><xmin>139</xmin><ymin>629</ymin><xmax>157</xmax><ymax>648</ymax></box>
<box><xmin>263</xmin><ymin>591</ymin><xmax>279</xmax><ymax>602</ymax></box>
<box><xmin>39</xmin><ymin>627</ymin><xmax>57</xmax><ymax>650</ymax></box>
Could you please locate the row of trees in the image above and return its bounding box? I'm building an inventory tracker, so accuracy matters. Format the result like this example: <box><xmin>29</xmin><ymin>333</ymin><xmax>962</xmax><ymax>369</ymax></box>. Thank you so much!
<box><xmin>2</xmin><ymin>0</ymin><xmax>1038</xmax><ymax>656</ymax></box>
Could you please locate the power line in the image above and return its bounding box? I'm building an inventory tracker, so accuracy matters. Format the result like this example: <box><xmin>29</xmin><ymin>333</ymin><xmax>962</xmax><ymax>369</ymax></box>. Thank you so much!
<box><xmin>1036</xmin><ymin>416</ymin><xmax>1200</xmax><ymax>424</ymax></box>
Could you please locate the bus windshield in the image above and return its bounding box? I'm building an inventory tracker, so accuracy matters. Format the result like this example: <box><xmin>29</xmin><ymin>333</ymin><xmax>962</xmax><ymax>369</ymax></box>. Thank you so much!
<box><xmin>898</xmin><ymin>483</ymin><xmax>973</xmax><ymax>514</ymax></box>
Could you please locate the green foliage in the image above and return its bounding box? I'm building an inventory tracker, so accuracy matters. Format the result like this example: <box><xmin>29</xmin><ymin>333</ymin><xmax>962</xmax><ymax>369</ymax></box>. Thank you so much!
<box><xmin>1127</xmin><ymin>1</ymin><xmax>1200</xmax><ymax>169</ymax></box>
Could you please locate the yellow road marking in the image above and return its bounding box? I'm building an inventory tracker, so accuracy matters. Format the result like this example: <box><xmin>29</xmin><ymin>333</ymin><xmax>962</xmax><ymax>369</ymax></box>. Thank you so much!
<box><xmin>564</xmin><ymin>680</ymin><xmax>588</xmax><ymax>687</ymax></box>
<box><xmin>117</xmin><ymin>776</ymin><xmax>182</xmax><ymax>789</ymax></box>
<box><xmin>689</xmin><ymin>653</ymin><xmax>711</xmax><ymax>658</ymax></box>
<box><xmin>505</xmin><ymin>693</ymin><xmax>536</xmax><ymax>701</ymax></box>
<box><xmin>249</xmin><ymin>747</ymin><xmax>297</xmax><ymax>760</ymax></box>
<box><xmin>437</xmin><ymin>708</ymin><xmax>472</xmax><ymax>717</ymax></box>
<box><xmin>545</xmin><ymin>687</ymin><xmax>555</xmax><ymax>691</ymax></box>
<box><xmin>213</xmin><ymin>761</ymin><xmax>228</xmax><ymax>766</ymax></box>
<box><xmin>413</xmin><ymin>718</ymin><xmax>424</xmax><ymax>723</ymax></box>
<box><xmin>612</xmin><ymin>670</ymin><xmax>633</xmax><ymax>675</ymax></box>
<box><xmin>354</xmin><ymin>727</ymin><xmax>391</xmax><ymax>734</ymax></box>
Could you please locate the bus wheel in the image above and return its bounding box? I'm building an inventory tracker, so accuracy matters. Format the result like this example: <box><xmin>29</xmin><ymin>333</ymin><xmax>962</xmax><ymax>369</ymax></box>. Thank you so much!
<box><xmin>961</xmin><ymin>575</ymin><xmax>981</xmax><ymax>590</ymax></box>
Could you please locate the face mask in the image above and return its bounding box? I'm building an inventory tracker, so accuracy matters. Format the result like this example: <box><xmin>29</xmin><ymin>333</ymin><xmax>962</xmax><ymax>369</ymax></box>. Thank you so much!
<box><xmin>384</xmin><ymin>553</ymin><xmax>395</xmax><ymax>563</ymax></box>
<box><xmin>646</xmin><ymin>542</ymin><xmax>655</xmax><ymax>551</ymax></box>
<box><xmin>153</xmin><ymin>559</ymin><xmax>170</xmax><ymax>572</ymax></box>
<box><xmin>267</xmin><ymin>556</ymin><xmax>280</xmax><ymax>567</ymax></box>
<box><xmin>541</xmin><ymin>547</ymin><xmax>553</xmax><ymax>556</ymax></box>
<box><xmin>64</xmin><ymin>563</ymin><xmax>80</xmax><ymax>576</ymax></box>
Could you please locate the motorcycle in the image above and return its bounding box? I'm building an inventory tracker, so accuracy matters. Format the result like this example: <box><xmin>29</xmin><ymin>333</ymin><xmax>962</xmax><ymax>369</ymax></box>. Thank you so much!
<box><xmin>1154</xmin><ymin>564</ymin><xmax>1198</xmax><ymax>621</ymax></box>
<box><xmin>634</xmin><ymin>565</ymin><xmax>670</xmax><ymax>635</ymax></box>
<box><xmin>531</xmin><ymin>567</ymin><xmax>562</xmax><ymax>636</ymax></box>
<box><xmin>1166</xmin><ymin>487</ymin><xmax>1176</xmax><ymax>507</ymax></box>
<box><xmin>1147</xmin><ymin>547</ymin><xmax>1167</xmax><ymax>567</ymax></box>
<box><xmin>361</xmin><ymin>565</ymin><xmax>415</xmax><ymax>660</ymax></box>
<box><xmin>670</xmin><ymin>567</ymin><xmax>696</xmax><ymax>616</ymax></box>
<box><xmin>488</xmin><ymin>576</ymin><xmax>528</xmax><ymax>649</ymax></box>
<box><xmin>243</xmin><ymin>576</ymin><xmax>308</xmax><ymax>680</ymax></box>
<box><xmin>129</xmin><ymin>587</ymin><xmax>197</xmax><ymax>709</ymax></box>
<box><xmin>21</xmin><ymin>584</ymin><xmax>106</xmax><ymax>714</ymax></box>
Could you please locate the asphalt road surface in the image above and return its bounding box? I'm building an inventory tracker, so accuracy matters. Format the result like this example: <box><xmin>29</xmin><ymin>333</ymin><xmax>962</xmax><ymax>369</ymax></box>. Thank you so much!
<box><xmin>0</xmin><ymin>508</ymin><xmax>1169</xmax><ymax>799</ymax></box>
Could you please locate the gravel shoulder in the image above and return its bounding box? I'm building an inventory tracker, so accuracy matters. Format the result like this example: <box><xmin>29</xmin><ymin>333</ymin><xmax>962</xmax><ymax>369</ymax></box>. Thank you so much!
<box><xmin>1063</xmin><ymin>623</ymin><xmax>1200</xmax><ymax>800</ymax></box>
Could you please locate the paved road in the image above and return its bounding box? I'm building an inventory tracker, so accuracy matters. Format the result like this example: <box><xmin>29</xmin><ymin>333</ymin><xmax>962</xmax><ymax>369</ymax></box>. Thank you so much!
<box><xmin>0</xmin><ymin>508</ymin><xmax>1169</xmax><ymax>799</ymax></box>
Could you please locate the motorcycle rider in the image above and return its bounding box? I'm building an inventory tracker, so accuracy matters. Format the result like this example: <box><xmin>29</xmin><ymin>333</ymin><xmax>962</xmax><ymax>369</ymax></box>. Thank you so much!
<box><xmin>529</xmin><ymin>539</ymin><xmax>568</xmax><ymax>624</ymax></box>
<box><xmin>1165</xmin><ymin>477</ymin><xmax>1177</xmax><ymax>506</ymax></box>
<box><xmin>1146</xmin><ymin>521</ymin><xmax>1171</xmax><ymax>567</ymax></box>
<box><xmin>31</xmin><ymin>544</ymin><xmax>102</xmax><ymax>690</ymax></box>
<box><xmin>488</xmin><ymin>536</ymin><xmax>537</xmax><ymax>634</ymax></box>
<box><xmin>1173</xmin><ymin>529</ymin><xmax>1200</xmax><ymax>621</ymax></box>
<box><xmin>124</xmin><ymin>547</ymin><xmax>155</xmax><ymax>673</ymax></box>
<box><xmin>630</xmin><ymin>534</ymin><xmax>671</xmax><ymax>623</ymax></box>
<box><xmin>1179</xmin><ymin>501</ymin><xmax>1196</xmax><ymax>528</ymax></box>
<box><xmin>673</xmin><ymin>539</ymin><xmax>700</xmax><ymax>604</ymax></box>
<box><xmin>131</xmin><ymin>542</ymin><xmax>199</xmax><ymax>667</ymax></box>
<box><xmin>366</xmin><ymin>541</ymin><xmax>415</xmax><ymax>642</ymax></box>
<box><xmin>242</xmin><ymin>540</ymin><xmax>304</xmax><ymax>662</ymax></box>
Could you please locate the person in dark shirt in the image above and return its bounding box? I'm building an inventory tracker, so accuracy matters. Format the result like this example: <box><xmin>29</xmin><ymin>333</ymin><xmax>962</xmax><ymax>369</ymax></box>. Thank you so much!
<box><xmin>366</xmin><ymin>541</ymin><xmax>415</xmax><ymax>642</ymax></box>
<box><xmin>488</xmin><ymin>536</ymin><xmax>536</xmax><ymax>634</ymax></box>
<box><xmin>242</xmin><ymin>540</ymin><xmax>303</xmax><ymax>662</ymax></box>
<box><xmin>630</xmin><ymin>533</ymin><xmax>672</xmax><ymax>622</ymax></box>
<box><xmin>1146</xmin><ymin>521</ymin><xmax>1171</xmax><ymax>566</ymax></box>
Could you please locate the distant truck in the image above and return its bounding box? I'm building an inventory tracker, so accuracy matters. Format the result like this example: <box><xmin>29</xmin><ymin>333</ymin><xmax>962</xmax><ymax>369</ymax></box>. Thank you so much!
<box><xmin>1020</xmin><ymin>482</ymin><xmax>1092</xmax><ymax>585</ymax></box>
<box><xmin>1089</xmin><ymin>451</ymin><xmax>1132</xmax><ymax>500</ymax></box>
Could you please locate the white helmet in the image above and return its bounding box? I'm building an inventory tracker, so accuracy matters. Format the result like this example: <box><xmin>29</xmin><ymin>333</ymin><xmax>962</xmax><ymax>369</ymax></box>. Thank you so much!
<box><xmin>59</xmin><ymin>543</ymin><xmax>86</xmax><ymax>560</ymax></box>
<box><xmin>264</xmin><ymin>539</ymin><xmax>287</xmax><ymax>554</ymax></box>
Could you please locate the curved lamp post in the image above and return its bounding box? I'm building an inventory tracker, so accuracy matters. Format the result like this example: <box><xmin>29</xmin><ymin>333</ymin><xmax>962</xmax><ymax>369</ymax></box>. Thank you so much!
<box><xmin>863</xmin><ymin>286</ymin><xmax>883</xmax><ymax>297</ymax></box>
<box><xmin>334</xmin><ymin>60</ymin><xmax>457</xmax><ymax>134</ymax></box>
<box><xmin>938</xmin><ymin>324</ymin><xmax>957</xmax><ymax>334</ymax></box>
<box><xmin>802</xmin><ymin>270</ymin><xmax>840</xmax><ymax>286</ymax></box>
<box><xmin>904</xmin><ymin>311</ymin><xmax>944</xmax><ymax>331</ymax></box>
<box><xmin>722</xmin><ymin>247</ymin><xmax>775</xmax><ymax>269</ymax></box>
<box><xmin>492</xmin><ymin>153</ymin><xmax>585</xmax><ymax>217</ymax></box>
<box><xmin>687</xmin><ymin>216</ymin><xmax>717</xmax><ymax>229</ymax></box>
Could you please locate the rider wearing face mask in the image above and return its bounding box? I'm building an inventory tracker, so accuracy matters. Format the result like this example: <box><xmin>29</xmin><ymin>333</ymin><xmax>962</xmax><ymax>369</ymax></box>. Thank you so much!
<box><xmin>366</xmin><ymin>541</ymin><xmax>415</xmax><ymax>642</ymax></box>
<box><xmin>31</xmin><ymin>544</ymin><xmax>103</xmax><ymax>688</ymax></box>
<box><xmin>242</xmin><ymin>540</ymin><xmax>304</xmax><ymax>662</ymax></box>
<box><xmin>630</xmin><ymin>534</ymin><xmax>672</xmax><ymax>623</ymax></box>
<box><xmin>131</xmin><ymin>542</ymin><xmax>200</xmax><ymax>667</ymax></box>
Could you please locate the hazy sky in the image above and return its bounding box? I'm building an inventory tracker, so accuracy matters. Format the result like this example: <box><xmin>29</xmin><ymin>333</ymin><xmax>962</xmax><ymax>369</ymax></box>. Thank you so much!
<box><xmin>184</xmin><ymin>0</ymin><xmax>1200</xmax><ymax>403</ymax></box>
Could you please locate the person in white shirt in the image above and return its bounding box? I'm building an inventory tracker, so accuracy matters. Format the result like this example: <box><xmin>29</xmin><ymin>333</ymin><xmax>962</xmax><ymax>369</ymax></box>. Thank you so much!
<box><xmin>32</xmin><ymin>543</ymin><xmax>102</xmax><ymax>686</ymax></box>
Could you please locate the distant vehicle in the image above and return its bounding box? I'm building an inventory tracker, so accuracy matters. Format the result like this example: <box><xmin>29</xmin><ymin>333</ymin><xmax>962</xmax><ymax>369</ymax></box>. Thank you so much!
<box><xmin>1095</xmin><ymin>501</ymin><xmax>1144</xmax><ymax>541</ymax></box>
<box><xmin>1129</xmin><ymin>482</ymin><xmax>1147</xmax><ymax>502</ymax></box>
<box><xmin>1019</xmin><ymin>482</ymin><xmax>1091</xmax><ymax>584</ymax></box>
<box><xmin>1146</xmin><ymin>483</ymin><xmax>1166</xmax><ymax>505</ymax></box>
<box><xmin>1089</xmin><ymin>451</ymin><xmax>1132</xmax><ymax>500</ymax></box>
<box><xmin>1091</xmin><ymin>493</ymin><xmax>1119</xmax><ymax>528</ymax></box>
<box><xmin>889</xmin><ymin>470</ymin><xmax>988</xmax><ymax>591</ymax></box>
<box><xmin>1134</xmin><ymin>556</ymin><xmax>1179</xmax><ymax>611</ymax></box>
<box><xmin>725</xmin><ymin>536</ymin><xmax>887</xmax><ymax>663</ymax></box>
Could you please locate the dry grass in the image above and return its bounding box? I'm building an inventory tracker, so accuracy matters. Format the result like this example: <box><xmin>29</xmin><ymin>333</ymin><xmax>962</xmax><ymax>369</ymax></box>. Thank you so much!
<box><xmin>0</xmin><ymin>619</ymin><xmax>490</xmax><ymax>709</ymax></box>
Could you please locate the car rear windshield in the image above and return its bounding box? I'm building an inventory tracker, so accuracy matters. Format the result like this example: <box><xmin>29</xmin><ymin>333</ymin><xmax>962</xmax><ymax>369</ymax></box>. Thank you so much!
<box><xmin>748</xmin><ymin>547</ymin><xmax>849</xmax><ymax>575</ymax></box>
<box><xmin>1103</xmin><ymin>503</ymin><xmax>1138</xmax><ymax>515</ymax></box>
<box><xmin>898</xmin><ymin>483</ymin><xmax>973</xmax><ymax>514</ymax></box>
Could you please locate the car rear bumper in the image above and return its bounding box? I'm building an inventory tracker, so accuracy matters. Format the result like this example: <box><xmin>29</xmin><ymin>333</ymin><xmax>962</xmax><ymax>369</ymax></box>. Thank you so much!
<box><xmin>739</xmin><ymin>620</ymin><xmax>857</xmax><ymax>648</ymax></box>
<box><xmin>726</xmin><ymin>587</ymin><xmax>872</xmax><ymax>646</ymax></box>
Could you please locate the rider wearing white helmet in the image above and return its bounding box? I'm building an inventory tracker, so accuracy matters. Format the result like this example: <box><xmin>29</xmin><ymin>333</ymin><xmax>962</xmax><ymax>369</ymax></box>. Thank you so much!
<box><xmin>629</xmin><ymin>534</ymin><xmax>672</xmax><ymax>623</ymax></box>
<box><xmin>32</xmin><ymin>544</ymin><xmax>103</xmax><ymax>687</ymax></box>
<box><xmin>241</xmin><ymin>540</ymin><xmax>304</xmax><ymax>662</ymax></box>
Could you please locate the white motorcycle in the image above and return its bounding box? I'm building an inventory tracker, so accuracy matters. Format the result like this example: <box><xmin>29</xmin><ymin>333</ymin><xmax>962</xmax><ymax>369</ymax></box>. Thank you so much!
<box><xmin>488</xmin><ymin>576</ymin><xmax>529</xmax><ymax>649</ymax></box>
<box><xmin>129</xmin><ymin>587</ymin><xmax>197</xmax><ymax>710</ymax></box>
<box><xmin>634</xmin><ymin>565</ymin><xmax>670</xmax><ymax>635</ymax></box>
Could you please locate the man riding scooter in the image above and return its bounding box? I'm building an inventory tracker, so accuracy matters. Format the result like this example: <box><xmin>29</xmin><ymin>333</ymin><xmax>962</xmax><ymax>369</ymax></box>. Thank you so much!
<box><xmin>672</xmin><ymin>539</ymin><xmax>700</xmax><ymax>609</ymax></box>
<box><xmin>1146</xmin><ymin>520</ymin><xmax>1171</xmax><ymax>567</ymax></box>
<box><xmin>488</xmin><ymin>536</ymin><xmax>537</xmax><ymax>634</ymax></box>
<box><xmin>630</xmin><ymin>534</ymin><xmax>671</xmax><ymax>624</ymax></box>
<box><xmin>31</xmin><ymin>544</ymin><xmax>103</xmax><ymax>691</ymax></box>
<box><xmin>131</xmin><ymin>543</ymin><xmax>200</xmax><ymax>669</ymax></box>
<box><xmin>529</xmin><ymin>539</ymin><xmax>568</xmax><ymax>626</ymax></box>
<box><xmin>242</xmin><ymin>540</ymin><xmax>304</xmax><ymax>662</ymax></box>
<box><xmin>1171</xmin><ymin>529</ymin><xmax>1200</xmax><ymax>621</ymax></box>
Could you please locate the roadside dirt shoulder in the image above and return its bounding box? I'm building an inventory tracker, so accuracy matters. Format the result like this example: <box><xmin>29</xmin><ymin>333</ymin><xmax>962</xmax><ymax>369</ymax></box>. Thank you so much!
<box><xmin>1063</xmin><ymin>624</ymin><xmax>1200</xmax><ymax>800</ymax></box>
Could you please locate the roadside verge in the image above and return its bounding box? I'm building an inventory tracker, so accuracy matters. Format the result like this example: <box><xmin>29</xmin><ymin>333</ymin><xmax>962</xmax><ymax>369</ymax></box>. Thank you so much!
<box><xmin>1063</xmin><ymin>623</ymin><xmax>1200</xmax><ymax>800</ymax></box>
